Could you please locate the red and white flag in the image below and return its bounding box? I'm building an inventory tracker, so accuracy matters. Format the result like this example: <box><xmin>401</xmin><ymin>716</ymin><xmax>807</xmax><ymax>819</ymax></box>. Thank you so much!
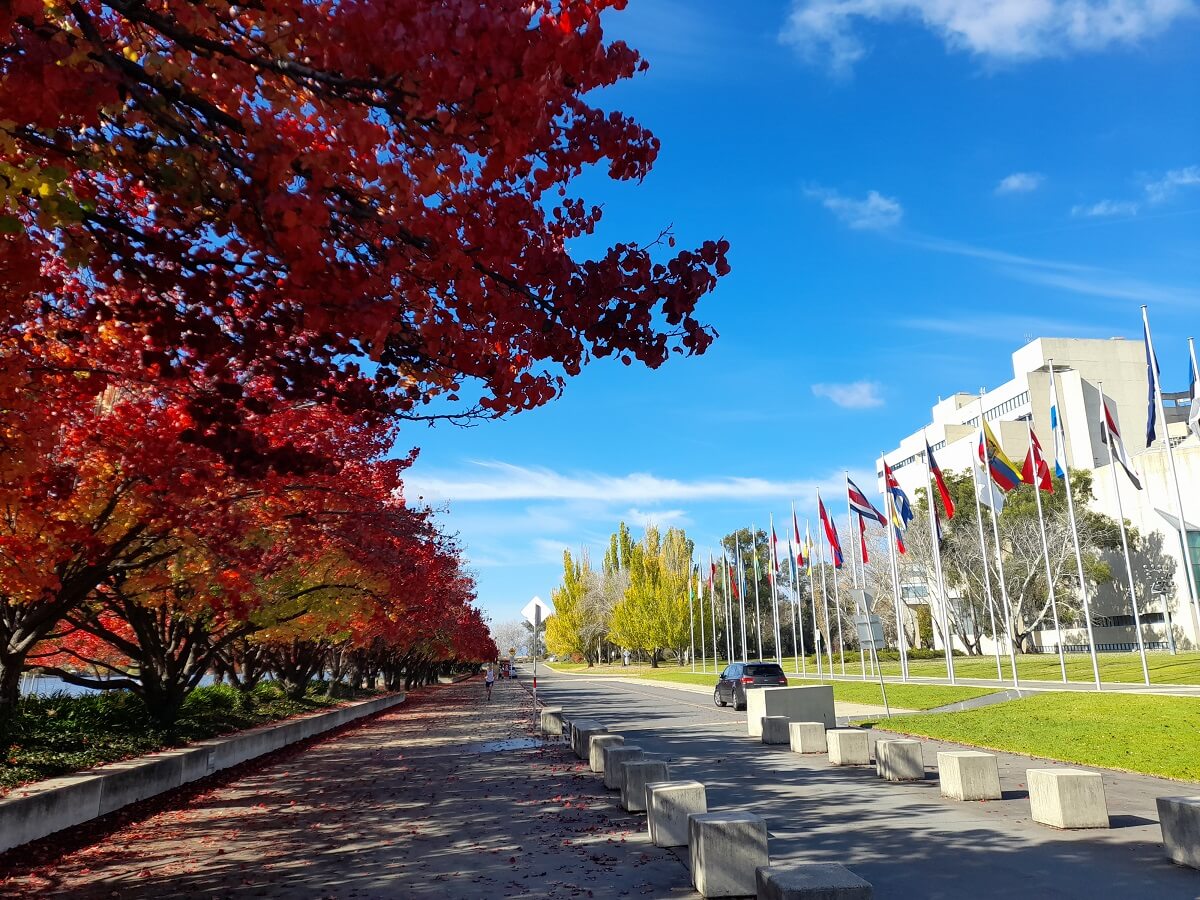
<box><xmin>1102</xmin><ymin>399</ymin><xmax>1143</xmax><ymax>490</ymax></box>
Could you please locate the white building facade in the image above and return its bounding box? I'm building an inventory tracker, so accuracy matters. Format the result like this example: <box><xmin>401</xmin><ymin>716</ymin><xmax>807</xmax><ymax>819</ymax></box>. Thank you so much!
<box><xmin>881</xmin><ymin>337</ymin><xmax>1200</xmax><ymax>654</ymax></box>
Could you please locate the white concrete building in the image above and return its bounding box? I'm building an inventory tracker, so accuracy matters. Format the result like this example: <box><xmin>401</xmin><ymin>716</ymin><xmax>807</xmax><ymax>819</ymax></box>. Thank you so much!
<box><xmin>881</xmin><ymin>337</ymin><xmax>1200</xmax><ymax>654</ymax></box>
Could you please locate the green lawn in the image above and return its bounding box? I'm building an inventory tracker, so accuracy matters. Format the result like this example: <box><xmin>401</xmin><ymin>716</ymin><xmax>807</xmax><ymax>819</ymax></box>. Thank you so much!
<box><xmin>549</xmin><ymin>650</ymin><xmax>1200</xmax><ymax>686</ymax></box>
<box><xmin>545</xmin><ymin>662</ymin><xmax>994</xmax><ymax>711</ymax></box>
<box><xmin>874</xmin><ymin>652</ymin><xmax>1200</xmax><ymax>686</ymax></box>
<box><xmin>864</xmin><ymin>692</ymin><xmax>1200</xmax><ymax>782</ymax></box>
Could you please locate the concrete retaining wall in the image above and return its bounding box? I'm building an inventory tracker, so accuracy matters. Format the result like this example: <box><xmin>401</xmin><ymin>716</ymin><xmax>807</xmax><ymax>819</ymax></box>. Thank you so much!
<box><xmin>0</xmin><ymin>692</ymin><xmax>405</xmax><ymax>854</ymax></box>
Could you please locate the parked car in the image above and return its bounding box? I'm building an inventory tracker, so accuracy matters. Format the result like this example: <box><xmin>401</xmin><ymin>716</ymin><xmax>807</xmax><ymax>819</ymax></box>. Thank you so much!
<box><xmin>713</xmin><ymin>662</ymin><xmax>788</xmax><ymax>710</ymax></box>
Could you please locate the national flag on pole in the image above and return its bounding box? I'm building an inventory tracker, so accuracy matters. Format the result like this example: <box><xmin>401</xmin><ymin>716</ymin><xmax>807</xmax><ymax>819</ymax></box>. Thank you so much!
<box><xmin>847</xmin><ymin>477</ymin><xmax>886</xmax><ymax>525</ymax></box>
<box><xmin>1021</xmin><ymin>429</ymin><xmax>1054</xmax><ymax>493</ymax></box>
<box><xmin>978</xmin><ymin>419</ymin><xmax>1024</xmax><ymax>491</ymax></box>
<box><xmin>804</xmin><ymin>521</ymin><xmax>815</xmax><ymax>567</ymax></box>
<box><xmin>1189</xmin><ymin>353</ymin><xmax>1200</xmax><ymax>442</ymax></box>
<box><xmin>882</xmin><ymin>460</ymin><xmax>914</xmax><ymax>530</ymax></box>
<box><xmin>858</xmin><ymin>514</ymin><xmax>869</xmax><ymax>564</ymax></box>
<box><xmin>1048</xmin><ymin>383</ymin><xmax>1068</xmax><ymax>478</ymax></box>
<box><xmin>925</xmin><ymin>438</ymin><xmax>955</xmax><ymax>519</ymax></box>
<box><xmin>791</xmin><ymin>504</ymin><xmax>806</xmax><ymax>569</ymax></box>
<box><xmin>1101</xmin><ymin>398</ymin><xmax>1143</xmax><ymax>490</ymax></box>
<box><xmin>895</xmin><ymin>527</ymin><xmax>907</xmax><ymax>555</ymax></box>
<box><xmin>771</xmin><ymin>523</ymin><xmax>782</xmax><ymax>573</ymax></box>
<box><xmin>974</xmin><ymin>450</ymin><xmax>1006</xmax><ymax>512</ymax></box>
<box><xmin>708</xmin><ymin>560</ymin><xmax>716</xmax><ymax>590</ymax></box>
<box><xmin>819</xmin><ymin>496</ymin><xmax>843</xmax><ymax>569</ymax></box>
<box><xmin>1145</xmin><ymin>318</ymin><xmax>1160</xmax><ymax>447</ymax></box>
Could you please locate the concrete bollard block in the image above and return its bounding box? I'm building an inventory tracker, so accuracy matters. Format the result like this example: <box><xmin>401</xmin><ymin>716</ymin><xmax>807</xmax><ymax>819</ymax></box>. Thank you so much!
<box><xmin>827</xmin><ymin>729</ymin><xmax>870</xmax><ymax>766</ymax></box>
<box><xmin>789</xmin><ymin>722</ymin><xmax>827</xmax><ymax>754</ymax></box>
<box><xmin>938</xmin><ymin>751</ymin><xmax>1001</xmax><ymax>801</ymax></box>
<box><xmin>1027</xmin><ymin>768</ymin><xmax>1109</xmax><ymax>829</ymax></box>
<box><xmin>589</xmin><ymin>734</ymin><xmax>624</xmax><ymax>774</ymax></box>
<box><xmin>573</xmin><ymin>721</ymin><xmax>607</xmax><ymax>760</ymax></box>
<box><xmin>875</xmin><ymin>739</ymin><xmax>924</xmax><ymax>782</ymax></box>
<box><xmin>620</xmin><ymin>759</ymin><xmax>669</xmax><ymax>813</ymax></box>
<box><xmin>646</xmin><ymin>780</ymin><xmax>707</xmax><ymax>847</ymax></box>
<box><xmin>756</xmin><ymin>863</ymin><xmax>874</xmax><ymax>899</ymax></box>
<box><xmin>761</xmin><ymin>716</ymin><xmax>791</xmax><ymax>745</ymax></box>
<box><xmin>539</xmin><ymin>706</ymin><xmax>564</xmax><ymax>736</ymax></box>
<box><xmin>1156</xmin><ymin>796</ymin><xmax>1200</xmax><ymax>869</ymax></box>
<box><xmin>747</xmin><ymin>686</ymin><xmax>836</xmax><ymax>737</ymax></box>
<box><xmin>603</xmin><ymin>746</ymin><xmax>644</xmax><ymax>790</ymax></box>
<box><xmin>688</xmin><ymin>812</ymin><xmax>769</xmax><ymax>898</ymax></box>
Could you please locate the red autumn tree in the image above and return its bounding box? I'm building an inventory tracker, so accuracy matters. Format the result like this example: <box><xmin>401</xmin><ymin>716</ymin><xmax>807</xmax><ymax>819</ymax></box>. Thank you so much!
<box><xmin>3</xmin><ymin>0</ymin><xmax>729</xmax><ymax>471</ymax></box>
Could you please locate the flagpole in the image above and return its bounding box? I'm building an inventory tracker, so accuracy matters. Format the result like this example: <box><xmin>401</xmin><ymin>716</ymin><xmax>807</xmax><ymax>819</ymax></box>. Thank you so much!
<box><xmin>697</xmin><ymin>561</ymin><xmax>707</xmax><ymax>674</ymax></box>
<box><xmin>1099</xmin><ymin>381</ymin><xmax>1150</xmax><ymax>686</ymax></box>
<box><xmin>790</xmin><ymin>536</ymin><xmax>805</xmax><ymax>676</ymax></box>
<box><xmin>722</xmin><ymin>550</ymin><xmax>734</xmax><ymax>664</ymax></box>
<box><xmin>689</xmin><ymin>563</ymin><xmax>696</xmax><ymax>673</ymax></box>
<box><xmin>772</xmin><ymin>513</ymin><xmax>782</xmax><ymax>672</ymax></box>
<box><xmin>809</xmin><ymin>520</ymin><xmax>825</xmax><ymax>679</ymax></box>
<box><xmin>736</xmin><ymin>539</ymin><xmax>748</xmax><ymax>662</ymax></box>
<box><xmin>1144</xmin><ymin>308</ymin><xmax>1200</xmax><ymax>632</ymax></box>
<box><xmin>819</xmin><ymin>488</ymin><xmax>846</xmax><ymax>675</ymax></box>
<box><xmin>882</xmin><ymin>456</ymin><xmax>909</xmax><ymax>682</ymax></box>
<box><xmin>1048</xmin><ymin>360</ymin><xmax>1102</xmax><ymax>690</ymax></box>
<box><xmin>1026</xmin><ymin>419</ymin><xmax>1068</xmax><ymax>683</ymax></box>
<box><xmin>922</xmin><ymin>432</ymin><xmax>956</xmax><ymax>684</ymax></box>
<box><xmin>979</xmin><ymin>391</ymin><xmax>1022</xmax><ymax>690</ymax></box>
<box><xmin>710</xmin><ymin>552</ymin><xmax>720</xmax><ymax>672</ymax></box>
<box><xmin>750</xmin><ymin>525</ymin><xmax>763</xmax><ymax>660</ymax></box>
<box><xmin>969</xmin><ymin>430</ymin><xmax>1005</xmax><ymax>681</ymax></box>
<box><xmin>772</xmin><ymin>519</ymin><xmax>784</xmax><ymax>665</ymax></box>
<box><xmin>1190</xmin><ymin>337</ymin><xmax>1200</xmax><ymax>440</ymax></box>
<box><xmin>845</xmin><ymin>472</ymin><xmax>868</xmax><ymax>680</ymax></box>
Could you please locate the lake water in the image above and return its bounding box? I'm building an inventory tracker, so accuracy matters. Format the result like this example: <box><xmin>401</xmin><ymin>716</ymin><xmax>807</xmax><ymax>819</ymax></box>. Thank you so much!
<box><xmin>19</xmin><ymin>673</ymin><xmax>218</xmax><ymax>697</ymax></box>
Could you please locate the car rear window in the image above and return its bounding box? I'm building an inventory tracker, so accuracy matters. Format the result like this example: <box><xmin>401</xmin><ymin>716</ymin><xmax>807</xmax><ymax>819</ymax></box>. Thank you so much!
<box><xmin>745</xmin><ymin>664</ymin><xmax>784</xmax><ymax>676</ymax></box>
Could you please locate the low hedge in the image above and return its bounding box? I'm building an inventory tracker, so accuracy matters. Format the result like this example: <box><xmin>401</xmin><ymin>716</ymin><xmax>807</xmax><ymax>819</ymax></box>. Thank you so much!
<box><xmin>1</xmin><ymin>681</ymin><xmax>378</xmax><ymax>792</ymax></box>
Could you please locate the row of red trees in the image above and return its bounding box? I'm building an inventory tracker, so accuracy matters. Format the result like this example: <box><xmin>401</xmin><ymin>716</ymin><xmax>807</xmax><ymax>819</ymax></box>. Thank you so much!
<box><xmin>1</xmin><ymin>1</ymin><xmax>727</xmax><ymax>722</ymax></box>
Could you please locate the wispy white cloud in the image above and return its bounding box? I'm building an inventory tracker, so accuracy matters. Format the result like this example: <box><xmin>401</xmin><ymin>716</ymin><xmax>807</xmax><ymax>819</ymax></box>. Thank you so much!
<box><xmin>780</xmin><ymin>0</ymin><xmax>1194</xmax><ymax>75</ymax></box>
<box><xmin>811</xmin><ymin>381</ymin><xmax>884</xmax><ymax>409</ymax></box>
<box><xmin>408</xmin><ymin>461</ymin><xmax>831</xmax><ymax>503</ymax></box>
<box><xmin>995</xmin><ymin>172</ymin><xmax>1044</xmax><ymax>195</ymax></box>
<box><xmin>1071</xmin><ymin>199</ymin><xmax>1140</xmax><ymax>218</ymax></box>
<box><xmin>1000</xmin><ymin>266</ymin><xmax>1200</xmax><ymax>305</ymax></box>
<box><xmin>807</xmin><ymin>187</ymin><xmax>903</xmax><ymax>229</ymax></box>
<box><xmin>626</xmin><ymin>507</ymin><xmax>691</xmax><ymax>529</ymax></box>
<box><xmin>1143</xmin><ymin>165</ymin><xmax>1200</xmax><ymax>204</ymax></box>
<box><xmin>1068</xmin><ymin>163</ymin><xmax>1199</xmax><ymax>218</ymax></box>
<box><xmin>901</xmin><ymin>314</ymin><xmax>1114</xmax><ymax>340</ymax></box>
<box><xmin>904</xmin><ymin>234</ymin><xmax>1198</xmax><ymax>306</ymax></box>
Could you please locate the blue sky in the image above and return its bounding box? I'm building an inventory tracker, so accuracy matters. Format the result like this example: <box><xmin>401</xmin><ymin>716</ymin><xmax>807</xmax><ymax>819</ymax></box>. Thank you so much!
<box><xmin>403</xmin><ymin>0</ymin><xmax>1200</xmax><ymax>627</ymax></box>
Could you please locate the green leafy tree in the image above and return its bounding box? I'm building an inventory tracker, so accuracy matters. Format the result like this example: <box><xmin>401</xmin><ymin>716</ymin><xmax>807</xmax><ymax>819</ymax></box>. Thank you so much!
<box><xmin>609</xmin><ymin>525</ymin><xmax>693</xmax><ymax>667</ymax></box>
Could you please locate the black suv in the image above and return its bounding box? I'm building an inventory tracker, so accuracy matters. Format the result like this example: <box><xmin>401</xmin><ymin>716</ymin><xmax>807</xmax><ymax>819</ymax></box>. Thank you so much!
<box><xmin>714</xmin><ymin>662</ymin><xmax>788</xmax><ymax>710</ymax></box>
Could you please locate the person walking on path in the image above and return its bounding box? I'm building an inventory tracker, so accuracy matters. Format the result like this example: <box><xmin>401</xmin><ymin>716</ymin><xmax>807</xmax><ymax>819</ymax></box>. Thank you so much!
<box><xmin>484</xmin><ymin>664</ymin><xmax>495</xmax><ymax>700</ymax></box>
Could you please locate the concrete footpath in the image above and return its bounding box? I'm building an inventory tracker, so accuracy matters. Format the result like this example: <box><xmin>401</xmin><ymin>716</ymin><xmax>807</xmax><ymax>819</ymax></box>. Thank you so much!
<box><xmin>0</xmin><ymin>677</ymin><xmax>690</xmax><ymax>898</ymax></box>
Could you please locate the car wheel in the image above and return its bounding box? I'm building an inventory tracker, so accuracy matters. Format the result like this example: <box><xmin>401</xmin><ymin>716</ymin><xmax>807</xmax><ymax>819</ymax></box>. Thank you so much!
<box><xmin>714</xmin><ymin>687</ymin><xmax>727</xmax><ymax>708</ymax></box>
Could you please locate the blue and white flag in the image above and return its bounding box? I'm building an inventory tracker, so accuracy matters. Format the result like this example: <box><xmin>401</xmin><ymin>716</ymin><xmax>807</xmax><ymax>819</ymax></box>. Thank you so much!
<box><xmin>1048</xmin><ymin>382</ymin><xmax>1067</xmax><ymax>479</ymax></box>
<box><xmin>1189</xmin><ymin>353</ymin><xmax>1200</xmax><ymax>442</ymax></box>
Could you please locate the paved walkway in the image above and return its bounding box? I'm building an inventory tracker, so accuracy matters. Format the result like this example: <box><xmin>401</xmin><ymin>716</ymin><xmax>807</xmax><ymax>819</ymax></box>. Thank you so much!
<box><xmin>537</xmin><ymin>669</ymin><xmax>1200</xmax><ymax>899</ymax></box>
<box><xmin>0</xmin><ymin>677</ymin><xmax>691</xmax><ymax>898</ymax></box>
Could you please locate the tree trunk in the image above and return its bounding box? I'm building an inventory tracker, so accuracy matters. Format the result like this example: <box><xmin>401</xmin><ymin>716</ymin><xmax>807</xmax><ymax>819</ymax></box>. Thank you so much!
<box><xmin>649</xmin><ymin>649</ymin><xmax>660</xmax><ymax>668</ymax></box>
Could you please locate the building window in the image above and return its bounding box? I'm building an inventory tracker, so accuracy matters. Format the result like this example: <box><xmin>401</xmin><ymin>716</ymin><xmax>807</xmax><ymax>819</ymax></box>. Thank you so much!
<box><xmin>1189</xmin><ymin>531</ymin><xmax>1200</xmax><ymax>597</ymax></box>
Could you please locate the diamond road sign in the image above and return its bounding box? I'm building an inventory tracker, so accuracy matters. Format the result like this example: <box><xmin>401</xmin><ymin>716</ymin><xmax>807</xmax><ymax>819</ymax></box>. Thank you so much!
<box><xmin>522</xmin><ymin>595</ymin><xmax>552</xmax><ymax>626</ymax></box>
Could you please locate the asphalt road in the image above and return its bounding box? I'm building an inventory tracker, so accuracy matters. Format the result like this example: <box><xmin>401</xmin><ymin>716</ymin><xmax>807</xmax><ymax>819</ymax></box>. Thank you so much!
<box><xmin>534</xmin><ymin>666</ymin><xmax>1200</xmax><ymax>899</ymax></box>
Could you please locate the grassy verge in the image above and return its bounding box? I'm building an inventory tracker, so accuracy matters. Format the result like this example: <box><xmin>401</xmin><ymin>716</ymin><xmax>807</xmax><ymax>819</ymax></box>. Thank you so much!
<box><xmin>1</xmin><ymin>681</ymin><xmax>381</xmax><ymax>792</ymax></box>
<box><xmin>545</xmin><ymin>663</ymin><xmax>994</xmax><ymax>711</ymax></box>
<box><xmin>551</xmin><ymin>650</ymin><xmax>1200</xmax><ymax>686</ymax></box>
<box><xmin>863</xmin><ymin>692</ymin><xmax>1200</xmax><ymax>782</ymax></box>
